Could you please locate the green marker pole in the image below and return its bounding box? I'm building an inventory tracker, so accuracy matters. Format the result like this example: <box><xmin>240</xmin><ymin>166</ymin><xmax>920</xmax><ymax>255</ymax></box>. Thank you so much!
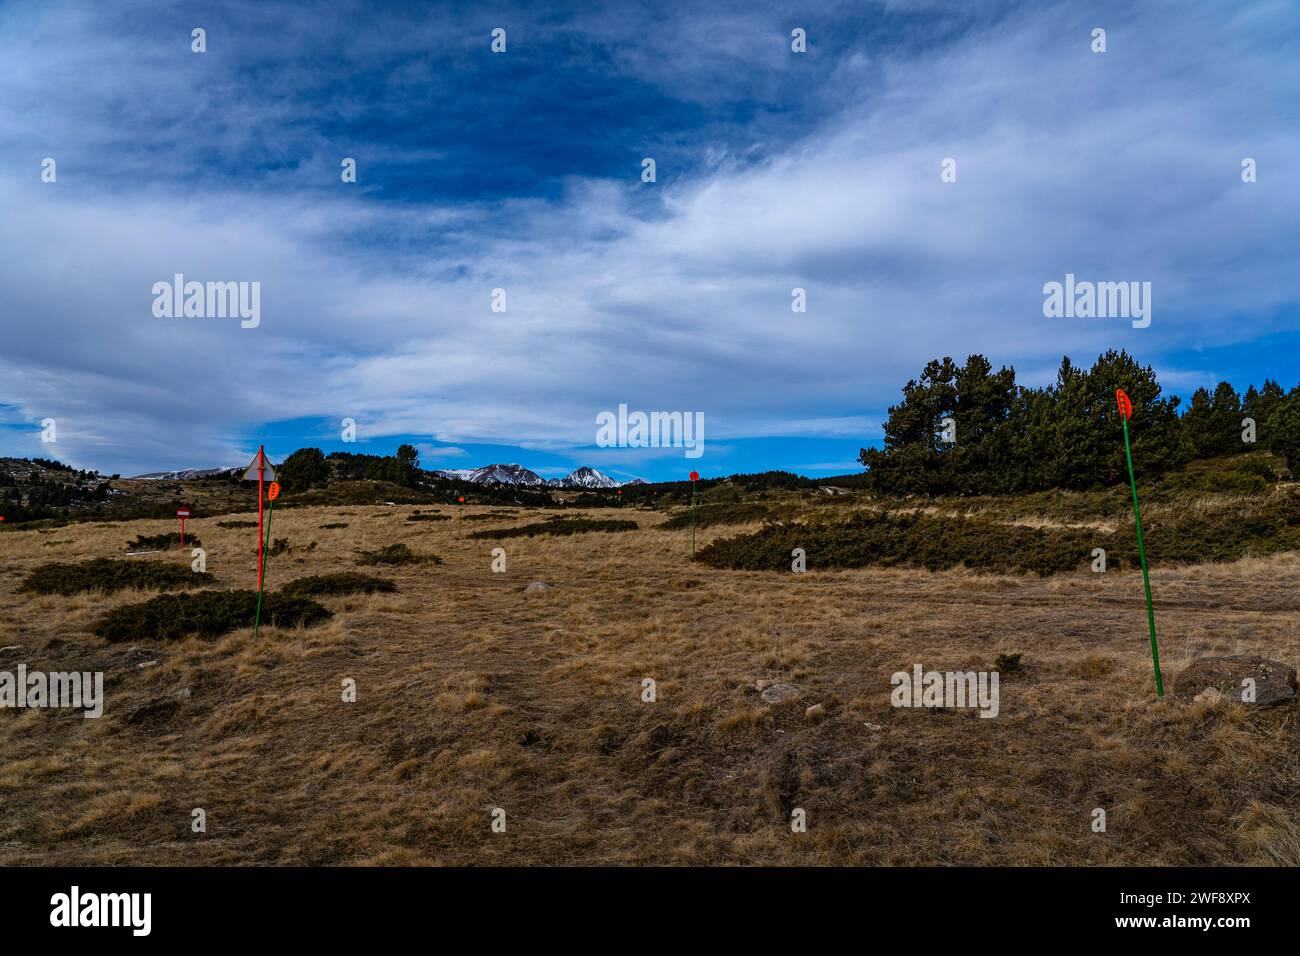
<box><xmin>254</xmin><ymin>495</ymin><xmax>277</xmax><ymax>637</ymax></box>
<box><xmin>1119</xmin><ymin>400</ymin><xmax>1163</xmax><ymax>698</ymax></box>
<box><xmin>689</xmin><ymin>475</ymin><xmax>698</xmax><ymax>559</ymax></box>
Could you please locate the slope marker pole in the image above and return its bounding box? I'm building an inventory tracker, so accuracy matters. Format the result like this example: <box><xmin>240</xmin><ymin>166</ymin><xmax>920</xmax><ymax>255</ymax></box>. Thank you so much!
<box><xmin>1117</xmin><ymin>388</ymin><xmax>1163</xmax><ymax>698</ymax></box>
<box><xmin>689</xmin><ymin>471</ymin><xmax>699</xmax><ymax>558</ymax></box>
<box><xmin>254</xmin><ymin>481</ymin><xmax>281</xmax><ymax>638</ymax></box>
<box><xmin>253</xmin><ymin>445</ymin><xmax>266</xmax><ymax>591</ymax></box>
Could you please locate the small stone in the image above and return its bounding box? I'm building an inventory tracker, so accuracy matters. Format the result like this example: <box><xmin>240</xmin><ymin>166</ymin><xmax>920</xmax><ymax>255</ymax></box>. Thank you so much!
<box><xmin>805</xmin><ymin>703</ymin><xmax>825</xmax><ymax>721</ymax></box>
<box><xmin>759</xmin><ymin>682</ymin><xmax>800</xmax><ymax>705</ymax></box>
<box><xmin>524</xmin><ymin>581</ymin><xmax>552</xmax><ymax>592</ymax></box>
<box><xmin>177</xmin><ymin>687</ymin><xmax>192</xmax><ymax>699</ymax></box>
<box><xmin>863</xmin><ymin>721</ymin><xmax>882</xmax><ymax>731</ymax></box>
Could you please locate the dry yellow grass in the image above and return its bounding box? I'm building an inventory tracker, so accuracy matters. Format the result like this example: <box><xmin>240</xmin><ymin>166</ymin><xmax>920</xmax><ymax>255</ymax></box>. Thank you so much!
<box><xmin>0</xmin><ymin>504</ymin><xmax>1296</xmax><ymax>865</ymax></box>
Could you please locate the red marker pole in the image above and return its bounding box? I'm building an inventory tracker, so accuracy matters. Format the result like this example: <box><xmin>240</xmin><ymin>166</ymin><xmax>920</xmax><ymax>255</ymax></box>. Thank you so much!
<box><xmin>254</xmin><ymin>482</ymin><xmax>281</xmax><ymax>638</ymax></box>
<box><xmin>257</xmin><ymin>445</ymin><xmax>265</xmax><ymax>591</ymax></box>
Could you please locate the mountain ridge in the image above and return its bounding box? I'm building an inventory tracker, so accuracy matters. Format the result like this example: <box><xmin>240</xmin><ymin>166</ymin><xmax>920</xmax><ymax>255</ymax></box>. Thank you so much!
<box><xmin>432</xmin><ymin>463</ymin><xmax>641</xmax><ymax>488</ymax></box>
<box><xmin>128</xmin><ymin>461</ymin><xmax>643</xmax><ymax>488</ymax></box>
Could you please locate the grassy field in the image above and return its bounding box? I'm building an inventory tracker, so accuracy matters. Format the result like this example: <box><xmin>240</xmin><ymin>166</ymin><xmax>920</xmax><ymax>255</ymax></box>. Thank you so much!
<box><xmin>1</xmin><ymin>497</ymin><xmax>1297</xmax><ymax>865</ymax></box>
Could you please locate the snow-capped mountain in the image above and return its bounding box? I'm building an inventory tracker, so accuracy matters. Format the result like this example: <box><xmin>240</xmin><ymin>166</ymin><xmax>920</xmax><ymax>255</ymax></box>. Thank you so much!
<box><xmin>132</xmin><ymin>467</ymin><xmax>237</xmax><ymax>480</ymax></box>
<box><xmin>431</xmin><ymin>463</ymin><xmax>546</xmax><ymax>486</ymax></box>
<box><xmin>546</xmin><ymin>466</ymin><xmax>620</xmax><ymax>489</ymax></box>
<box><xmin>431</xmin><ymin>463</ymin><xmax>640</xmax><ymax>488</ymax></box>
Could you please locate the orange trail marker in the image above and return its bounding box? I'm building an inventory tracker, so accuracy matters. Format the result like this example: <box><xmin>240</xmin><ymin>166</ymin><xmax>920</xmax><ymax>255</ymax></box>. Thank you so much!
<box><xmin>242</xmin><ymin>446</ymin><xmax>278</xmax><ymax>591</ymax></box>
<box><xmin>254</xmin><ymin>481</ymin><xmax>282</xmax><ymax>638</ymax></box>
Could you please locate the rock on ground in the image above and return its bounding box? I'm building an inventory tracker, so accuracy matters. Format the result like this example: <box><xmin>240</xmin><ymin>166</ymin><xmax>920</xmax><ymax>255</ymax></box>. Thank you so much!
<box><xmin>760</xmin><ymin>682</ymin><xmax>801</xmax><ymax>704</ymax></box>
<box><xmin>1172</xmin><ymin>656</ymin><xmax>1297</xmax><ymax>708</ymax></box>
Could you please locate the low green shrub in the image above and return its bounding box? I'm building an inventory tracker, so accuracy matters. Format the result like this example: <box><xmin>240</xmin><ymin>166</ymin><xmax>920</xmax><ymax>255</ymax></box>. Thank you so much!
<box><xmin>279</xmin><ymin>573</ymin><xmax>396</xmax><ymax>597</ymax></box>
<box><xmin>407</xmin><ymin>511</ymin><xmax>450</xmax><ymax>522</ymax></box>
<box><xmin>657</xmin><ymin>502</ymin><xmax>772</xmax><ymax>530</ymax></box>
<box><xmin>93</xmin><ymin>590</ymin><xmax>331</xmax><ymax>642</ymax></box>
<box><xmin>697</xmin><ymin>511</ymin><xmax>1098</xmax><ymax>575</ymax></box>
<box><xmin>126</xmin><ymin>531</ymin><xmax>201</xmax><ymax>551</ymax></box>
<box><xmin>469</xmin><ymin>518</ymin><xmax>638</xmax><ymax>540</ymax></box>
<box><xmin>995</xmin><ymin>653</ymin><xmax>1024</xmax><ymax>674</ymax></box>
<box><xmin>698</xmin><ymin>494</ymin><xmax>1300</xmax><ymax>574</ymax></box>
<box><xmin>20</xmin><ymin>559</ymin><xmax>205</xmax><ymax>595</ymax></box>
<box><xmin>355</xmin><ymin>543</ymin><xmax>441</xmax><ymax>566</ymax></box>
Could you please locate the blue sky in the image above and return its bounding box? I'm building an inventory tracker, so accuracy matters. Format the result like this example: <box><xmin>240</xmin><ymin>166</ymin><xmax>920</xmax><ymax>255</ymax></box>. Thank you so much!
<box><xmin>1</xmin><ymin>0</ymin><xmax>1298</xmax><ymax>481</ymax></box>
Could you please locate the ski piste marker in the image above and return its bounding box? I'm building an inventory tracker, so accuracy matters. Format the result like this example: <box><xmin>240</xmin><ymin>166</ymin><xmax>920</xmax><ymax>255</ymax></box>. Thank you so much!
<box><xmin>1117</xmin><ymin>388</ymin><xmax>1163</xmax><ymax>699</ymax></box>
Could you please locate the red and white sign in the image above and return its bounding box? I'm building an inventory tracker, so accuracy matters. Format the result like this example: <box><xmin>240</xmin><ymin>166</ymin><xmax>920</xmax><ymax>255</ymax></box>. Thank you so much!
<box><xmin>176</xmin><ymin>507</ymin><xmax>191</xmax><ymax>549</ymax></box>
<box><xmin>242</xmin><ymin>448</ymin><xmax>277</xmax><ymax>481</ymax></box>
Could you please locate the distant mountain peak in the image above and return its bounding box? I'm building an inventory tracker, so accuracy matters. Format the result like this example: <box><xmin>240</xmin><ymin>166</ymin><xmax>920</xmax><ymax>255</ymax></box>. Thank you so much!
<box><xmin>131</xmin><ymin>467</ymin><xmax>236</xmax><ymax>480</ymax></box>
<box><xmin>431</xmin><ymin>463</ymin><xmax>638</xmax><ymax>488</ymax></box>
<box><xmin>431</xmin><ymin>463</ymin><xmax>545</xmax><ymax>486</ymax></box>
<box><xmin>546</xmin><ymin>466</ymin><xmax>621</xmax><ymax>489</ymax></box>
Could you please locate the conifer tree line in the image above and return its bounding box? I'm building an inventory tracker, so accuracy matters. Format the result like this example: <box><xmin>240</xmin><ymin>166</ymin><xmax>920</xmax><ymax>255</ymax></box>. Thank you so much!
<box><xmin>859</xmin><ymin>350</ymin><xmax>1300</xmax><ymax>495</ymax></box>
<box><xmin>278</xmin><ymin>445</ymin><xmax>421</xmax><ymax>492</ymax></box>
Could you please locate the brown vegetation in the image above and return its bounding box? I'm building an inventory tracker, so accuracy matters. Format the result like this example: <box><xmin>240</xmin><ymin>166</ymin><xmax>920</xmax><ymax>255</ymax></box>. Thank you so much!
<box><xmin>0</xmin><ymin>499</ymin><xmax>1296</xmax><ymax>865</ymax></box>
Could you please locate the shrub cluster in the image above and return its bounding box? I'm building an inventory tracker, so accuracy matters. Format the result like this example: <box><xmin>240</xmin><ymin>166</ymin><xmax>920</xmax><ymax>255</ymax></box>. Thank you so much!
<box><xmin>469</xmin><ymin>518</ymin><xmax>638</xmax><ymax>539</ymax></box>
<box><xmin>657</xmin><ymin>502</ymin><xmax>773</xmax><ymax>530</ymax></box>
<box><xmin>93</xmin><ymin>590</ymin><xmax>330</xmax><ymax>642</ymax></box>
<box><xmin>20</xmin><ymin>559</ymin><xmax>205</xmax><ymax>595</ymax></box>
<box><xmin>698</xmin><ymin>493</ymin><xmax>1300</xmax><ymax>574</ymax></box>
<box><xmin>127</xmin><ymin>531</ymin><xmax>201</xmax><ymax>551</ymax></box>
<box><xmin>697</xmin><ymin>511</ymin><xmax>1100</xmax><ymax>575</ymax></box>
<box><xmin>279</xmin><ymin>573</ymin><xmax>396</xmax><ymax>597</ymax></box>
<box><xmin>355</xmin><ymin>543</ymin><xmax>441</xmax><ymax>565</ymax></box>
<box><xmin>407</xmin><ymin>510</ymin><xmax>450</xmax><ymax>522</ymax></box>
